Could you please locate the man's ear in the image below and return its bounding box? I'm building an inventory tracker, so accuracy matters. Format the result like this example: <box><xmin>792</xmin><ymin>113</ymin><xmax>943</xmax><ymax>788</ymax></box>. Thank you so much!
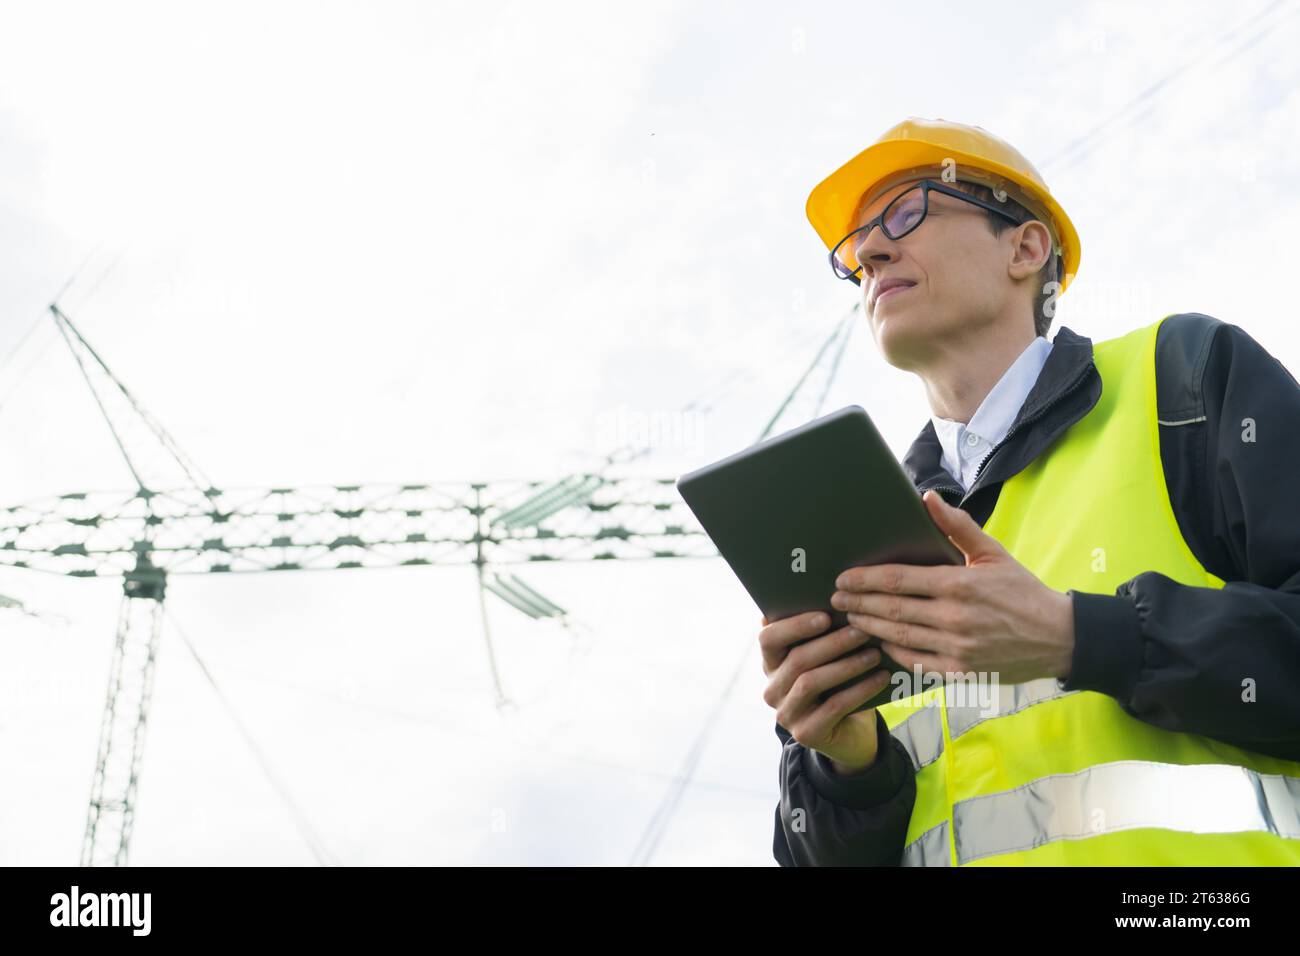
<box><xmin>1007</xmin><ymin>220</ymin><xmax>1053</xmax><ymax>281</ymax></box>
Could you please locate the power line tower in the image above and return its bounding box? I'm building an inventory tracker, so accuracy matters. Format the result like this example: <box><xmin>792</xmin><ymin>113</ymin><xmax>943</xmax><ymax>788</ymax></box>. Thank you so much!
<box><xmin>2</xmin><ymin>301</ymin><xmax>857</xmax><ymax>866</ymax></box>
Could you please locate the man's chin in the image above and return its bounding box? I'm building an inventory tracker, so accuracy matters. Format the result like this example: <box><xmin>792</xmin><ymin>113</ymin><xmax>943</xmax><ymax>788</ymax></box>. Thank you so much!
<box><xmin>873</xmin><ymin>309</ymin><xmax>929</xmax><ymax>369</ymax></box>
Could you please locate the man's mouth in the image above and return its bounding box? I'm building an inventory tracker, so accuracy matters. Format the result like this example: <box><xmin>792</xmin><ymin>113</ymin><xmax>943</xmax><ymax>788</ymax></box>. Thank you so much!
<box><xmin>876</xmin><ymin>281</ymin><xmax>916</xmax><ymax>305</ymax></box>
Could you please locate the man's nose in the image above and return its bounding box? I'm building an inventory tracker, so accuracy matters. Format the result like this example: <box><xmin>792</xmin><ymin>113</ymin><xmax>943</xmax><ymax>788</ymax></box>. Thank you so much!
<box><xmin>854</xmin><ymin>227</ymin><xmax>900</xmax><ymax>284</ymax></box>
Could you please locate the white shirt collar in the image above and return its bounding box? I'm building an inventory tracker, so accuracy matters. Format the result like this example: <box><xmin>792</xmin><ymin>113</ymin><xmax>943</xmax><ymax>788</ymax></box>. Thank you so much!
<box><xmin>930</xmin><ymin>335</ymin><xmax>1054</xmax><ymax>492</ymax></box>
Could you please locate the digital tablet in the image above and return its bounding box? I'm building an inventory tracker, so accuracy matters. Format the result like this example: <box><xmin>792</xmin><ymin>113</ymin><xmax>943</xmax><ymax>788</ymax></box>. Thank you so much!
<box><xmin>676</xmin><ymin>405</ymin><xmax>964</xmax><ymax>714</ymax></box>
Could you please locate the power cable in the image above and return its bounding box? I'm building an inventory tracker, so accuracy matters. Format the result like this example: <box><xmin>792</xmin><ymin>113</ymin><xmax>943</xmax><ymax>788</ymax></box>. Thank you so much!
<box><xmin>0</xmin><ymin>247</ymin><xmax>115</xmax><ymax>415</ymax></box>
<box><xmin>164</xmin><ymin>606</ymin><xmax>340</xmax><ymax>866</ymax></box>
<box><xmin>0</xmin><ymin>244</ymin><xmax>102</xmax><ymax>378</ymax></box>
<box><xmin>812</xmin><ymin>306</ymin><xmax>857</xmax><ymax>418</ymax></box>
<box><xmin>755</xmin><ymin>304</ymin><xmax>858</xmax><ymax>442</ymax></box>
<box><xmin>628</xmin><ymin>633</ymin><xmax>756</xmax><ymax>866</ymax></box>
<box><xmin>1039</xmin><ymin>0</ymin><xmax>1298</xmax><ymax>174</ymax></box>
<box><xmin>589</xmin><ymin>306</ymin><xmax>855</xmax><ymax>470</ymax></box>
<box><xmin>207</xmin><ymin>655</ymin><xmax>775</xmax><ymax>801</ymax></box>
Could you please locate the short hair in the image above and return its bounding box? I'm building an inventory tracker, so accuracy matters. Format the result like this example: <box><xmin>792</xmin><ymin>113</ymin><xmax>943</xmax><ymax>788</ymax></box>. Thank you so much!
<box><xmin>944</xmin><ymin>180</ymin><xmax>1061</xmax><ymax>338</ymax></box>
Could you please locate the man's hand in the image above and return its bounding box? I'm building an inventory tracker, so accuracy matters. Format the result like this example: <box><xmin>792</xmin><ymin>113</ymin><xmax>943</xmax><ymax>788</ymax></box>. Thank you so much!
<box><xmin>759</xmin><ymin>610</ymin><xmax>893</xmax><ymax>774</ymax></box>
<box><xmin>830</xmin><ymin>489</ymin><xmax>1076</xmax><ymax>686</ymax></box>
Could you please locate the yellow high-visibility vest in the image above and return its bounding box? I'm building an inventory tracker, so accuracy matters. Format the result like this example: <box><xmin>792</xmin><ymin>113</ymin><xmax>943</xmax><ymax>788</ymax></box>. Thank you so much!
<box><xmin>877</xmin><ymin>316</ymin><xmax>1300</xmax><ymax>865</ymax></box>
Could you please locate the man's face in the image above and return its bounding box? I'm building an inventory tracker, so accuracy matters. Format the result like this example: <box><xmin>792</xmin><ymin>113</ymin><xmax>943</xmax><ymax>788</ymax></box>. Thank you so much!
<box><xmin>849</xmin><ymin>179</ymin><xmax>1016</xmax><ymax>370</ymax></box>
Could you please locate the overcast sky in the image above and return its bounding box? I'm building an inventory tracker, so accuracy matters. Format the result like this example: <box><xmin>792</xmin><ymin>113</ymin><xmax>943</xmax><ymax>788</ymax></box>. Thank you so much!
<box><xmin>2</xmin><ymin>0</ymin><xmax>1299</xmax><ymax>865</ymax></box>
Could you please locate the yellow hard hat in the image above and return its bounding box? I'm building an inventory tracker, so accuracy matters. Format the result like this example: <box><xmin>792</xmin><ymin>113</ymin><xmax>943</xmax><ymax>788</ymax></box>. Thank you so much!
<box><xmin>806</xmin><ymin>117</ymin><xmax>1081</xmax><ymax>294</ymax></box>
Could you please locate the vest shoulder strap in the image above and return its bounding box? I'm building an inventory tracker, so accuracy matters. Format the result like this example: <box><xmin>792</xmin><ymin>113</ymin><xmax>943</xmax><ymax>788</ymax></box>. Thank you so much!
<box><xmin>1154</xmin><ymin>312</ymin><xmax>1224</xmax><ymax>425</ymax></box>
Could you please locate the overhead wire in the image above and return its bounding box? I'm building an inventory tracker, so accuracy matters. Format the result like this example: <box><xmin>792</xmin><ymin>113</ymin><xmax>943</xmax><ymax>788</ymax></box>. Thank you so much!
<box><xmin>164</xmin><ymin>606</ymin><xmax>340</xmax><ymax>866</ymax></box>
<box><xmin>0</xmin><ymin>244</ymin><xmax>102</xmax><ymax>378</ymax></box>
<box><xmin>206</xmin><ymin>653</ymin><xmax>776</xmax><ymax>802</ymax></box>
<box><xmin>755</xmin><ymin>304</ymin><xmax>858</xmax><ymax>442</ymax></box>
<box><xmin>812</xmin><ymin>309</ymin><xmax>856</xmax><ymax>418</ymax></box>
<box><xmin>628</xmin><ymin>633</ymin><xmax>755</xmax><ymax>866</ymax></box>
<box><xmin>591</xmin><ymin>305</ymin><xmax>857</xmax><ymax>470</ymax></box>
<box><xmin>69</xmin><ymin>245</ymin><xmax>129</xmax><ymax>311</ymax></box>
<box><xmin>1038</xmin><ymin>0</ymin><xmax>1298</xmax><ymax>174</ymax></box>
<box><xmin>0</xmin><ymin>244</ymin><xmax>126</xmax><ymax>417</ymax></box>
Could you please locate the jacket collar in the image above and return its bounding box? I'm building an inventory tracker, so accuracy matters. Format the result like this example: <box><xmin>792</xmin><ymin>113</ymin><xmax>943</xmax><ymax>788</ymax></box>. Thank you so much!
<box><xmin>901</xmin><ymin>325</ymin><xmax>1101</xmax><ymax>502</ymax></box>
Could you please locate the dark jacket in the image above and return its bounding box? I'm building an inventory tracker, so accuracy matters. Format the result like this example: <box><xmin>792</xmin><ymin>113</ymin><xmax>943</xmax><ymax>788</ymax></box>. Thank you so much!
<box><xmin>773</xmin><ymin>313</ymin><xmax>1300</xmax><ymax>866</ymax></box>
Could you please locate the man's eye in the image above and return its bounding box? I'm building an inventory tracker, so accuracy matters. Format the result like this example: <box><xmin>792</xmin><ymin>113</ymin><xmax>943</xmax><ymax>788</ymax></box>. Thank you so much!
<box><xmin>889</xmin><ymin>207</ymin><xmax>922</xmax><ymax>231</ymax></box>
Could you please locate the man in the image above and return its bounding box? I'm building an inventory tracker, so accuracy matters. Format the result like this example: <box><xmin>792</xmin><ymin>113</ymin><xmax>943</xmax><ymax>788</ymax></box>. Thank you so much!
<box><xmin>764</xmin><ymin>117</ymin><xmax>1300</xmax><ymax>866</ymax></box>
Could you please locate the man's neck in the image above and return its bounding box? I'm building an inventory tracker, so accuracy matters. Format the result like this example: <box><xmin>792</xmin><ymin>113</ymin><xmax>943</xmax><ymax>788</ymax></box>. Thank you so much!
<box><xmin>920</xmin><ymin>325</ymin><xmax>1039</xmax><ymax>423</ymax></box>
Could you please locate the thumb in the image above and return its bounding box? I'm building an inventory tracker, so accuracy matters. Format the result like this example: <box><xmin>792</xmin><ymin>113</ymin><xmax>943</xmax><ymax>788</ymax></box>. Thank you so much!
<box><xmin>922</xmin><ymin>489</ymin><xmax>1007</xmax><ymax>562</ymax></box>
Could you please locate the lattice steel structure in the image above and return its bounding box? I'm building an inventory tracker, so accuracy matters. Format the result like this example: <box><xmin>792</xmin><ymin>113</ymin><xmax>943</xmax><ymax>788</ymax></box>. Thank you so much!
<box><xmin>6</xmin><ymin>301</ymin><xmax>852</xmax><ymax>866</ymax></box>
<box><xmin>0</xmin><ymin>474</ymin><xmax>710</xmax><ymax>866</ymax></box>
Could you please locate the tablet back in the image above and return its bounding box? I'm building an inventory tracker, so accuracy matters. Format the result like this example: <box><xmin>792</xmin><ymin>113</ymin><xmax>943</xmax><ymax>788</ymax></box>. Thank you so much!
<box><xmin>676</xmin><ymin>405</ymin><xmax>963</xmax><ymax>712</ymax></box>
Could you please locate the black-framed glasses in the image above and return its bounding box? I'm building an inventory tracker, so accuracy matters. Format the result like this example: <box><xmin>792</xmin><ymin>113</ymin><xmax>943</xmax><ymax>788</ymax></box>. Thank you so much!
<box><xmin>829</xmin><ymin>179</ymin><xmax>1026</xmax><ymax>285</ymax></box>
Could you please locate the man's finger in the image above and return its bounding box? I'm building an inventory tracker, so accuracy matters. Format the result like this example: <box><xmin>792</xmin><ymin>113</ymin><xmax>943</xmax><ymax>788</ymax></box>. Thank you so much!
<box><xmin>835</xmin><ymin>563</ymin><xmax>957</xmax><ymax>597</ymax></box>
<box><xmin>831</xmin><ymin>589</ymin><xmax>949</xmax><ymax>630</ymax></box>
<box><xmin>778</xmin><ymin>645</ymin><xmax>884</xmax><ymax>727</ymax></box>
<box><xmin>845</xmin><ymin>611</ymin><xmax>950</xmax><ymax>655</ymax></box>
<box><xmin>765</xmin><ymin>625</ymin><xmax>874</xmax><ymax>705</ymax></box>
<box><xmin>780</xmin><ymin>639</ymin><xmax>883</xmax><ymax>712</ymax></box>
<box><xmin>758</xmin><ymin>610</ymin><xmax>834</xmax><ymax>675</ymax></box>
<box><xmin>759</xmin><ymin>610</ymin><xmax>829</xmax><ymax>651</ymax></box>
<box><xmin>803</xmin><ymin>666</ymin><xmax>894</xmax><ymax>739</ymax></box>
<box><xmin>879</xmin><ymin>640</ymin><xmax>947</xmax><ymax>675</ymax></box>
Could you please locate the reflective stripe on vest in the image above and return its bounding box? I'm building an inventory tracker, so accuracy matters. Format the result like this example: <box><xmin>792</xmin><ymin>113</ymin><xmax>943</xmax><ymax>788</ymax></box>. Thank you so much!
<box><xmin>884</xmin><ymin>317</ymin><xmax>1300</xmax><ymax>866</ymax></box>
<box><xmin>902</xmin><ymin>822</ymin><xmax>950</xmax><ymax>867</ymax></box>
<box><xmin>952</xmin><ymin>760</ymin><xmax>1300</xmax><ymax>866</ymax></box>
<box><xmin>884</xmin><ymin>676</ymin><xmax>1073</xmax><ymax>766</ymax></box>
<box><xmin>946</xmin><ymin>676</ymin><xmax>1077</xmax><ymax>739</ymax></box>
<box><xmin>889</xmin><ymin>698</ymin><xmax>945</xmax><ymax>770</ymax></box>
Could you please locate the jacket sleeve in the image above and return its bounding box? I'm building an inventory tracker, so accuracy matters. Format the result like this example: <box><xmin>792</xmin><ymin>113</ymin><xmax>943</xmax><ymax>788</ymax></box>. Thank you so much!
<box><xmin>1063</xmin><ymin>318</ymin><xmax>1300</xmax><ymax>761</ymax></box>
<box><xmin>772</xmin><ymin>710</ymin><xmax>916</xmax><ymax>866</ymax></box>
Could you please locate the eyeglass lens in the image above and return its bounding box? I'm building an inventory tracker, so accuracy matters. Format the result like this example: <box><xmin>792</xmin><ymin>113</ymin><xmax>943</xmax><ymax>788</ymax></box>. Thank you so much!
<box><xmin>834</xmin><ymin>183</ymin><xmax>928</xmax><ymax>278</ymax></box>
